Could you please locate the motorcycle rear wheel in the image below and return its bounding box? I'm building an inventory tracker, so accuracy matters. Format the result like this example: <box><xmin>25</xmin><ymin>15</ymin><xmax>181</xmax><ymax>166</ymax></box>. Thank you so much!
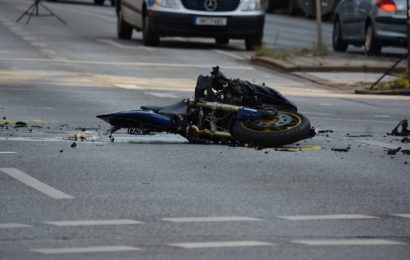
<box><xmin>230</xmin><ymin>111</ymin><xmax>313</xmax><ymax>147</ymax></box>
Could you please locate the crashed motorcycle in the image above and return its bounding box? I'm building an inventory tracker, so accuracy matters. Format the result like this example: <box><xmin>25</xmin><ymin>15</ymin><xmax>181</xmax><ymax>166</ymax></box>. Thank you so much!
<box><xmin>97</xmin><ymin>67</ymin><xmax>315</xmax><ymax>147</ymax></box>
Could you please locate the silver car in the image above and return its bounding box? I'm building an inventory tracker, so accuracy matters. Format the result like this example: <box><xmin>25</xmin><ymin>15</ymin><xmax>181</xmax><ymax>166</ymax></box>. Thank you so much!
<box><xmin>332</xmin><ymin>0</ymin><xmax>407</xmax><ymax>55</ymax></box>
<box><xmin>116</xmin><ymin>0</ymin><xmax>265</xmax><ymax>50</ymax></box>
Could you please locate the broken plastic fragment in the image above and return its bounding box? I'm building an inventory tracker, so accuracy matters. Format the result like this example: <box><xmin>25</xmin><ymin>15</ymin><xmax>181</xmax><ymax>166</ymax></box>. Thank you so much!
<box><xmin>387</xmin><ymin>147</ymin><xmax>401</xmax><ymax>155</ymax></box>
<box><xmin>402</xmin><ymin>150</ymin><xmax>410</xmax><ymax>155</ymax></box>
<box><xmin>14</xmin><ymin>121</ymin><xmax>28</xmax><ymax>128</ymax></box>
<box><xmin>331</xmin><ymin>146</ymin><xmax>351</xmax><ymax>152</ymax></box>
<box><xmin>390</xmin><ymin>119</ymin><xmax>409</xmax><ymax>136</ymax></box>
<box><xmin>318</xmin><ymin>130</ymin><xmax>334</xmax><ymax>133</ymax></box>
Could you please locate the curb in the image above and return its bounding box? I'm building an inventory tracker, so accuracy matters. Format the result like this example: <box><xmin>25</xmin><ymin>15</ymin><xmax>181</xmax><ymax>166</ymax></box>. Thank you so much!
<box><xmin>355</xmin><ymin>88</ymin><xmax>410</xmax><ymax>95</ymax></box>
<box><xmin>250</xmin><ymin>56</ymin><xmax>406</xmax><ymax>73</ymax></box>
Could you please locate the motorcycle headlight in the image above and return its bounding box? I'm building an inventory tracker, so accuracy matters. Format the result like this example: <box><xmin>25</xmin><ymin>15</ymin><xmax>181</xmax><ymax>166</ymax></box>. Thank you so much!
<box><xmin>154</xmin><ymin>0</ymin><xmax>180</xmax><ymax>9</ymax></box>
<box><xmin>240</xmin><ymin>0</ymin><xmax>261</xmax><ymax>11</ymax></box>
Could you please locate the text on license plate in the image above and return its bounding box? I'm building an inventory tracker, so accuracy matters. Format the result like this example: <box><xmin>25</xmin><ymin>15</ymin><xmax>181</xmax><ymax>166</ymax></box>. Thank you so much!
<box><xmin>194</xmin><ymin>17</ymin><xmax>227</xmax><ymax>26</ymax></box>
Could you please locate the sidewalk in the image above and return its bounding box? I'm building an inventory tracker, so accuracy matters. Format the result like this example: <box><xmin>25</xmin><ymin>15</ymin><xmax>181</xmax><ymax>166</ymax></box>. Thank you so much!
<box><xmin>251</xmin><ymin>52</ymin><xmax>410</xmax><ymax>95</ymax></box>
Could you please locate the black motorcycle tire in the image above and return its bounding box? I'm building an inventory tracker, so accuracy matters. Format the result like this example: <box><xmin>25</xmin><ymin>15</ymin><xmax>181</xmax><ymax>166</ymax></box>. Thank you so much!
<box><xmin>230</xmin><ymin>111</ymin><xmax>312</xmax><ymax>147</ymax></box>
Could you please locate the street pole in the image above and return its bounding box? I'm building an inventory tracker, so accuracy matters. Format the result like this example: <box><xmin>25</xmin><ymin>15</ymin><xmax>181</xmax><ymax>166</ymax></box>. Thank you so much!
<box><xmin>315</xmin><ymin>0</ymin><xmax>324</xmax><ymax>54</ymax></box>
<box><xmin>407</xmin><ymin>0</ymin><xmax>410</xmax><ymax>87</ymax></box>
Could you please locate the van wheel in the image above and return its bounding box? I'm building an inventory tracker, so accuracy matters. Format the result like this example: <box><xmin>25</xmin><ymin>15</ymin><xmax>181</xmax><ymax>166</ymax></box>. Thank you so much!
<box><xmin>117</xmin><ymin>8</ymin><xmax>132</xmax><ymax>39</ymax></box>
<box><xmin>143</xmin><ymin>14</ymin><xmax>159</xmax><ymax>46</ymax></box>
<box><xmin>245</xmin><ymin>38</ymin><xmax>262</xmax><ymax>51</ymax></box>
<box><xmin>94</xmin><ymin>0</ymin><xmax>104</xmax><ymax>5</ymax></box>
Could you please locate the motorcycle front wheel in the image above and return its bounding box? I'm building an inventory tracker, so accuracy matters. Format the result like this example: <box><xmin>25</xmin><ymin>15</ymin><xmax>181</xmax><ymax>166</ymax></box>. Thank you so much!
<box><xmin>230</xmin><ymin>111</ymin><xmax>313</xmax><ymax>147</ymax></box>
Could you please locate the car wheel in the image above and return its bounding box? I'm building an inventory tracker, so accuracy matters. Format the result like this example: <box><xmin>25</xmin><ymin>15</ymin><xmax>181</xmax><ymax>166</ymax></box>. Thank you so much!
<box><xmin>332</xmin><ymin>18</ymin><xmax>347</xmax><ymax>52</ymax></box>
<box><xmin>110</xmin><ymin>0</ymin><xmax>116</xmax><ymax>6</ymax></box>
<box><xmin>94</xmin><ymin>0</ymin><xmax>104</xmax><ymax>5</ymax></box>
<box><xmin>215</xmin><ymin>37</ymin><xmax>229</xmax><ymax>45</ymax></box>
<box><xmin>143</xmin><ymin>14</ymin><xmax>159</xmax><ymax>46</ymax></box>
<box><xmin>117</xmin><ymin>8</ymin><xmax>132</xmax><ymax>39</ymax></box>
<box><xmin>245</xmin><ymin>38</ymin><xmax>262</xmax><ymax>51</ymax></box>
<box><xmin>364</xmin><ymin>23</ymin><xmax>382</xmax><ymax>56</ymax></box>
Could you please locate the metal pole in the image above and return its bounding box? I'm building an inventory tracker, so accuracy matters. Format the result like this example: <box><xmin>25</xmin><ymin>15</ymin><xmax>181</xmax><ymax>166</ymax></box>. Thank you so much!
<box><xmin>407</xmin><ymin>0</ymin><xmax>410</xmax><ymax>87</ymax></box>
<box><xmin>315</xmin><ymin>0</ymin><xmax>323</xmax><ymax>53</ymax></box>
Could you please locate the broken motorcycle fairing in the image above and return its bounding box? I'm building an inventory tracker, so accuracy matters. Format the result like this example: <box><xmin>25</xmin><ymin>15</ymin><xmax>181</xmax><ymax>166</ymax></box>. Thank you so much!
<box><xmin>97</xmin><ymin>67</ymin><xmax>315</xmax><ymax>147</ymax></box>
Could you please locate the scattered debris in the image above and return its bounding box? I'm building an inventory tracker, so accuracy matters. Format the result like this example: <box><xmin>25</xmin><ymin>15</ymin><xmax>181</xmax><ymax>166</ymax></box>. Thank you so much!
<box><xmin>390</xmin><ymin>119</ymin><xmax>409</xmax><ymax>136</ymax></box>
<box><xmin>255</xmin><ymin>146</ymin><xmax>264</xmax><ymax>150</ymax></box>
<box><xmin>275</xmin><ymin>148</ymin><xmax>297</xmax><ymax>152</ymax></box>
<box><xmin>318</xmin><ymin>130</ymin><xmax>334</xmax><ymax>133</ymax></box>
<box><xmin>70</xmin><ymin>142</ymin><xmax>77</xmax><ymax>148</ymax></box>
<box><xmin>401</xmin><ymin>137</ymin><xmax>410</xmax><ymax>143</ymax></box>
<box><xmin>331</xmin><ymin>146</ymin><xmax>351</xmax><ymax>152</ymax></box>
<box><xmin>387</xmin><ymin>147</ymin><xmax>401</xmax><ymax>155</ymax></box>
<box><xmin>402</xmin><ymin>150</ymin><xmax>410</xmax><ymax>155</ymax></box>
<box><xmin>264</xmin><ymin>151</ymin><xmax>269</xmax><ymax>154</ymax></box>
<box><xmin>405</xmin><ymin>161</ymin><xmax>408</xmax><ymax>165</ymax></box>
<box><xmin>14</xmin><ymin>121</ymin><xmax>28</xmax><ymax>128</ymax></box>
<box><xmin>59</xmin><ymin>149</ymin><xmax>64</xmax><ymax>153</ymax></box>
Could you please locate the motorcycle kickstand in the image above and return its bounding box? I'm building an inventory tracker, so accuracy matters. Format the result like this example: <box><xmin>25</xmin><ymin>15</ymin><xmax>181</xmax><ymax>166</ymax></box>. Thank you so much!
<box><xmin>109</xmin><ymin>126</ymin><xmax>120</xmax><ymax>142</ymax></box>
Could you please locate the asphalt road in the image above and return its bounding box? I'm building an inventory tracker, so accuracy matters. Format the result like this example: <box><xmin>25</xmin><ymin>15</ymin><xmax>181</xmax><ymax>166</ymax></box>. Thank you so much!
<box><xmin>0</xmin><ymin>1</ymin><xmax>410</xmax><ymax>259</ymax></box>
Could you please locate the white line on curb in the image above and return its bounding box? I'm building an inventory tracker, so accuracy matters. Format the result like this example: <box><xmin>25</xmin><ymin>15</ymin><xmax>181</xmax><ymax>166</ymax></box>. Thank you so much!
<box><xmin>162</xmin><ymin>216</ymin><xmax>262</xmax><ymax>223</ymax></box>
<box><xmin>169</xmin><ymin>241</ymin><xmax>275</xmax><ymax>249</ymax></box>
<box><xmin>292</xmin><ymin>239</ymin><xmax>406</xmax><ymax>246</ymax></box>
<box><xmin>46</xmin><ymin>219</ymin><xmax>144</xmax><ymax>226</ymax></box>
<box><xmin>0</xmin><ymin>168</ymin><xmax>74</xmax><ymax>199</ymax></box>
<box><xmin>31</xmin><ymin>246</ymin><xmax>142</xmax><ymax>254</ymax></box>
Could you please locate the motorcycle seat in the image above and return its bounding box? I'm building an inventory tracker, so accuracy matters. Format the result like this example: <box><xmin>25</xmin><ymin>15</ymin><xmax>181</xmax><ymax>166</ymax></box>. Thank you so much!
<box><xmin>141</xmin><ymin>100</ymin><xmax>187</xmax><ymax>117</ymax></box>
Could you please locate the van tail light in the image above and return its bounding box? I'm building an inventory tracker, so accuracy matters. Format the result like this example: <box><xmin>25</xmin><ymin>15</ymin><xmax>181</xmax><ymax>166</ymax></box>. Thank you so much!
<box><xmin>376</xmin><ymin>0</ymin><xmax>397</xmax><ymax>12</ymax></box>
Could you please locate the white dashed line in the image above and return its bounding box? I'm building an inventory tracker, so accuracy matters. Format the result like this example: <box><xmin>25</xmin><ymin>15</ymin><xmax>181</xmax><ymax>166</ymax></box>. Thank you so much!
<box><xmin>169</xmin><ymin>241</ymin><xmax>275</xmax><ymax>249</ymax></box>
<box><xmin>31</xmin><ymin>42</ymin><xmax>48</xmax><ymax>48</ymax></box>
<box><xmin>31</xmin><ymin>246</ymin><xmax>142</xmax><ymax>254</ymax></box>
<box><xmin>162</xmin><ymin>216</ymin><xmax>262</xmax><ymax>223</ymax></box>
<box><xmin>114</xmin><ymin>83</ymin><xmax>144</xmax><ymax>90</ymax></box>
<box><xmin>22</xmin><ymin>36</ymin><xmax>37</xmax><ymax>42</ymax></box>
<box><xmin>0</xmin><ymin>168</ymin><xmax>74</xmax><ymax>199</ymax></box>
<box><xmin>278</xmin><ymin>214</ymin><xmax>379</xmax><ymax>221</ymax></box>
<box><xmin>292</xmin><ymin>239</ymin><xmax>406</xmax><ymax>246</ymax></box>
<box><xmin>391</xmin><ymin>214</ymin><xmax>410</xmax><ymax>219</ymax></box>
<box><xmin>0</xmin><ymin>152</ymin><xmax>17</xmax><ymax>154</ymax></box>
<box><xmin>0</xmin><ymin>223</ymin><xmax>32</xmax><ymax>229</ymax></box>
<box><xmin>45</xmin><ymin>219</ymin><xmax>144</xmax><ymax>226</ymax></box>
<box><xmin>373</xmin><ymin>115</ymin><xmax>392</xmax><ymax>118</ymax></box>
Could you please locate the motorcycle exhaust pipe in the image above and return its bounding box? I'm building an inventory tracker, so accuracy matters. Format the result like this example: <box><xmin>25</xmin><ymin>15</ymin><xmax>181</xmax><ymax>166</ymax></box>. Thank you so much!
<box><xmin>189</xmin><ymin>101</ymin><xmax>241</xmax><ymax>113</ymax></box>
<box><xmin>191</xmin><ymin>125</ymin><xmax>233</xmax><ymax>139</ymax></box>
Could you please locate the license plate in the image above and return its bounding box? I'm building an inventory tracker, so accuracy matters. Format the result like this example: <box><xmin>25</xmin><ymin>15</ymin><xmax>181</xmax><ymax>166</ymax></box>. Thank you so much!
<box><xmin>194</xmin><ymin>17</ymin><xmax>227</xmax><ymax>26</ymax></box>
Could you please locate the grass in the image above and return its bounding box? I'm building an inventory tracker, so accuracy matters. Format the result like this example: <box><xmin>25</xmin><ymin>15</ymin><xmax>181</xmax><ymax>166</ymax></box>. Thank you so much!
<box><xmin>254</xmin><ymin>45</ymin><xmax>289</xmax><ymax>60</ymax></box>
<box><xmin>368</xmin><ymin>72</ymin><xmax>410</xmax><ymax>90</ymax></box>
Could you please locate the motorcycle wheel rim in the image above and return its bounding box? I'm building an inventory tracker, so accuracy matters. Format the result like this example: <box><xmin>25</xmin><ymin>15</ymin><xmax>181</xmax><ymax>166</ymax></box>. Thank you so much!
<box><xmin>241</xmin><ymin>111</ymin><xmax>302</xmax><ymax>132</ymax></box>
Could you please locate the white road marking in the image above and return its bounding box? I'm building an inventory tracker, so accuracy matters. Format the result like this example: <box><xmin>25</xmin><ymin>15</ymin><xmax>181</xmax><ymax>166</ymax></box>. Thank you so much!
<box><xmin>373</xmin><ymin>115</ymin><xmax>392</xmax><ymax>118</ymax></box>
<box><xmin>0</xmin><ymin>168</ymin><xmax>74</xmax><ymax>199</ymax></box>
<box><xmin>0</xmin><ymin>152</ymin><xmax>17</xmax><ymax>154</ymax></box>
<box><xmin>292</xmin><ymin>239</ymin><xmax>406</xmax><ymax>246</ymax></box>
<box><xmin>0</xmin><ymin>58</ymin><xmax>254</xmax><ymax>70</ymax></box>
<box><xmin>96</xmin><ymin>39</ymin><xmax>154</xmax><ymax>51</ymax></box>
<box><xmin>31</xmin><ymin>246</ymin><xmax>142</xmax><ymax>254</ymax></box>
<box><xmin>114</xmin><ymin>83</ymin><xmax>143</xmax><ymax>90</ymax></box>
<box><xmin>169</xmin><ymin>241</ymin><xmax>275</xmax><ymax>249</ymax></box>
<box><xmin>144</xmin><ymin>92</ymin><xmax>181</xmax><ymax>98</ymax></box>
<box><xmin>212</xmin><ymin>49</ymin><xmax>246</xmax><ymax>61</ymax></box>
<box><xmin>319</xmin><ymin>103</ymin><xmax>331</xmax><ymax>106</ymax></box>
<box><xmin>0</xmin><ymin>223</ymin><xmax>32</xmax><ymax>229</ymax></box>
<box><xmin>46</xmin><ymin>219</ymin><xmax>144</xmax><ymax>226</ymax></box>
<box><xmin>162</xmin><ymin>216</ymin><xmax>262</xmax><ymax>223</ymax></box>
<box><xmin>278</xmin><ymin>214</ymin><xmax>379</xmax><ymax>221</ymax></box>
<box><xmin>22</xmin><ymin>36</ymin><xmax>37</xmax><ymax>42</ymax></box>
<box><xmin>391</xmin><ymin>214</ymin><xmax>410</xmax><ymax>219</ymax></box>
<box><xmin>30</xmin><ymin>42</ymin><xmax>48</xmax><ymax>48</ymax></box>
